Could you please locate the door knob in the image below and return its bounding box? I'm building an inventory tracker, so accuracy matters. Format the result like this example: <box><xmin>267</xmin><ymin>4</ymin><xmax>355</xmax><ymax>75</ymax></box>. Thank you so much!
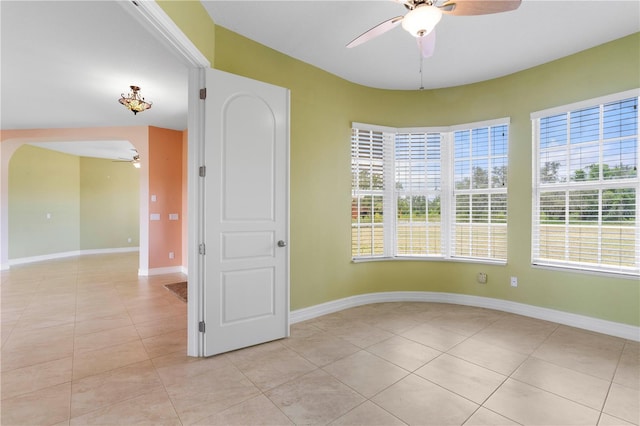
<box><xmin>277</xmin><ymin>240</ymin><xmax>287</xmax><ymax>247</ymax></box>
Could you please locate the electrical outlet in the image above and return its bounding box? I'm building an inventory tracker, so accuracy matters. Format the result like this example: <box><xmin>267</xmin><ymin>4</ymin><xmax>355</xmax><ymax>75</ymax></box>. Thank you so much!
<box><xmin>169</xmin><ymin>252</ymin><xmax>175</xmax><ymax>259</ymax></box>
<box><xmin>477</xmin><ymin>272</ymin><xmax>487</xmax><ymax>284</ymax></box>
<box><xmin>127</xmin><ymin>237</ymin><xmax>132</xmax><ymax>243</ymax></box>
<box><xmin>510</xmin><ymin>276</ymin><xmax>518</xmax><ymax>287</ymax></box>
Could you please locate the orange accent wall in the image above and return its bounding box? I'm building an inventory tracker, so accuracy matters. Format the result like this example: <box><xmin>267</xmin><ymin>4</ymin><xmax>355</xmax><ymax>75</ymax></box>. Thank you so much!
<box><xmin>182</xmin><ymin>130</ymin><xmax>188</xmax><ymax>270</ymax></box>
<box><xmin>148</xmin><ymin>126</ymin><xmax>184</xmax><ymax>268</ymax></box>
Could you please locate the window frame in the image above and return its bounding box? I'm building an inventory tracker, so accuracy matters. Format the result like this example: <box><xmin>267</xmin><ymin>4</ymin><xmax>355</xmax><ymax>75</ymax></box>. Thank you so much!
<box><xmin>531</xmin><ymin>89</ymin><xmax>640</xmax><ymax>277</ymax></box>
<box><xmin>351</xmin><ymin>118</ymin><xmax>510</xmax><ymax>264</ymax></box>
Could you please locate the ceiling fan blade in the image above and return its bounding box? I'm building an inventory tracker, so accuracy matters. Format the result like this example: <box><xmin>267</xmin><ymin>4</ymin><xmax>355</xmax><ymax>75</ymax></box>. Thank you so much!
<box><xmin>417</xmin><ymin>30</ymin><xmax>436</xmax><ymax>58</ymax></box>
<box><xmin>346</xmin><ymin>16</ymin><xmax>404</xmax><ymax>48</ymax></box>
<box><xmin>440</xmin><ymin>0</ymin><xmax>521</xmax><ymax>16</ymax></box>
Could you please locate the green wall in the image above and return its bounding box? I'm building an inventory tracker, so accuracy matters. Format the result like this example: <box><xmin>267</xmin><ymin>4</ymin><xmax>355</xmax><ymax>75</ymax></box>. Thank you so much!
<box><xmin>8</xmin><ymin>146</ymin><xmax>139</xmax><ymax>258</ymax></box>
<box><xmin>161</xmin><ymin>1</ymin><xmax>639</xmax><ymax>327</ymax></box>
<box><xmin>80</xmin><ymin>157</ymin><xmax>140</xmax><ymax>250</ymax></box>
<box><xmin>9</xmin><ymin>145</ymin><xmax>80</xmax><ymax>258</ymax></box>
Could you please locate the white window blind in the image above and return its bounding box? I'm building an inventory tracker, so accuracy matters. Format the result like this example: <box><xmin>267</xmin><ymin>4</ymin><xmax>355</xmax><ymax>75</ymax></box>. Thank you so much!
<box><xmin>351</xmin><ymin>119</ymin><xmax>509</xmax><ymax>262</ymax></box>
<box><xmin>395</xmin><ymin>132</ymin><xmax>442</xmax><ymax>256</ymax></box>
<box><xmin>351</xmin><ymin>128</ymin><xmax>394</xmax><ymax>257</ymax></box>
<box><xmin>452</xmin><ymin>124</ymin><xmax>509</xmax><ymax>261</ymax></box>
<box><xmin>532</xmin><ymin>91</ymin><xmax>639</xmax><ymax>276</ymax></box>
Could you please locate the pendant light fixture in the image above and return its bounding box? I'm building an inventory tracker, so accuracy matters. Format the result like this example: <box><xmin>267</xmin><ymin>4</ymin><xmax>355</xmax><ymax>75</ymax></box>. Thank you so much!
<box><xmin>401</xmin><ymin>4</ymin><xmax>443</xmax><ymax>37</ymax></box>
<box><xmin>118</xmin><ymin>85</ymin><xmax>152</xmax><ymax>115</ymax></box>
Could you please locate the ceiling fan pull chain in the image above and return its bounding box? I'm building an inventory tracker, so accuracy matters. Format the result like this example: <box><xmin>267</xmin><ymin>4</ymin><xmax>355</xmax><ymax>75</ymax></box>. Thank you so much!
<box><xmin>419</xmin><ymin>39</ymin><xmax>425</xmax><ymax>90</ymax></box>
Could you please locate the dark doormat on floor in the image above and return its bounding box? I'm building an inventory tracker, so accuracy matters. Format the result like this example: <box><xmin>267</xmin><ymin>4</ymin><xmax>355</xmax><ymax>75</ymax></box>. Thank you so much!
<box><xmin>164</xmin><ymin>282</ymin><xmax>187</xmax><ymax>302</ymax></box>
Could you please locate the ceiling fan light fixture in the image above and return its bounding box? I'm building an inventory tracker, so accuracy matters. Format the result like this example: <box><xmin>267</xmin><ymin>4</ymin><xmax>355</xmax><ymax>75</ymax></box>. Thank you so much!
<box><xmin>401</xmin><ymin>4</ymin><xmax>442</xmax><ymax>37</ymax></box>
<box><xmin>132</xmin><ymin>153</ymin><xmax>141</xmax><ymax>168</ymax></box>
<box><xmin>119</xmin><ymin>85</ymin><xmax>152</xmax><ymax>115</ymax></box>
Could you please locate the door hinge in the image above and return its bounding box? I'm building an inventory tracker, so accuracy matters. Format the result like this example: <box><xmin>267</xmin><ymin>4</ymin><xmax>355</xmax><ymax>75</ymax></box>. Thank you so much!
<box><xmin>199</xmin><ymin>166</ymin><xmax>206</xmax><ymax>177</ymax></box>
<box><xmin>200</xmin><ymin>88</ymin><xmax>207</xmax><ymax>100</ymax></box>
<box><xmin>199</xmin><ymin>243</ymin><xmax>206</xmax><ymax>255</ymax></box>
<box><xmin>198</xmin><ymin>321</ymin><xmax>206</xmax><ymax>333</ymax></box>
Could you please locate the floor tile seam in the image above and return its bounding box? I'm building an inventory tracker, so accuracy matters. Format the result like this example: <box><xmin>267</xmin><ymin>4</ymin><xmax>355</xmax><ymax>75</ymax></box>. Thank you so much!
<box><xmin>282</xmin><ymin>340</ymin><xmax>356</xmax><ymax>369</ymax></box>
<box><xmin>500</xmin><ymin>351</ymin><xmax>611</xmax><ymax>412</ymax></box>
<box><xmin>406</xmin><ymin>370</ymin><xmax>484</xmax><ymax>410</ymax></box>
<box><xmin>318</xmin><ymin>362</ymin><xmax>410</xmax><ymax>407</ymax></box>
<box><xmin>0</xmin><ymin>352</ymin><xmax>74</xmax><ymax>379</ymax></box>
<box><xmin>471</xmin><ymin>361</ymin><xmax>518</xmax><ymax>408</ymax></box>
<box><xmin>599</xmin><ymin>411</ymin><xmax>640</xmax><ymax>426</ymax></box>
<box><xmin>68</xmin><ymin>381</ymin><xmax>170</xmax><ymax>423</ymax></box>
<box><xmin>228</xmin><ymin>351</ymin><xmax>323</xmax><ymax>399</ymax></box>
<box><xmin>525</xmin><ymin>353</ymin><xmax>619</xmax><ymax>384</ymax></box>
<box><xmin>340</xmin><ymin>398</ymin><xmax>409</xmax><ymax>426</ymax></box>
<box><xmin>441</xmin><ymin>344</ymin><xmax>522</xmax><ymax>377</ymax></box>
<box><xmin>165</xmin><ymin>359</ymin><xmax>287</xmax><ymax>425</ymax></box>
<box><xmin>362</xmin><ymin>344</ymin><xmax>429</xmax><ymax>374</ymax></box>
<box><xmin>0</xmin><ymin>307</ymin><xmax>29</xmax><ymax>350</ymax></box>
<box><xmin>0</xmin><ymin>348</ymin><xmax>74</xmax><ymax>374</ymax></box>
<box><xmin>395</xmin><ymin>330</ymin><xmax>462</xmax><ymax>354</ymax></box>
<box><xmin>316</xmin><ymin>328</ymin><xmax>381</xmax><ymax>351</ymax></box>
<box><xmin>0</xmin><ymin>377</ymin><xmax>73</xmax><ymax>421</ymax></box>
<box><xmin>144</xmin><ymin>359</ymin><xmax>185</xmax><ymax>425</ymax></box>
<box><xmin>0</xmin><ymin>373</ymin><xmax>74</xmax><ymax>403</ymax></box>
<box><xmin>72</xmin><ymin>333</ymin><xmax>144</xmax><ymax>356</ymax></box>
<box><xmin>598</xmin><ymin>374</ymin><xmax>639</xmax><ymax>424</ymax></box>
<box><xmin>505</xmin><ymin>374</ymin><xmax>607</xmax><ymax>414</ymax></box>
<box><xmin>462</xmin><ymin>406</ymin><xmax>524</xmax><ymax>426</ymax></box>
<box><xmin>215</xmin><ymin>388</ymin><xmax>297</xmax><ymax>426</ymax></box>
<box><xmin>609</xmin><ymin>339</ymin><xmax>636</xmax><ymax>389</ymax></box>
<box><xmin>70</xmin><ymin>350</ymin><xmax>152</xmax><ymax>382</ymax></box>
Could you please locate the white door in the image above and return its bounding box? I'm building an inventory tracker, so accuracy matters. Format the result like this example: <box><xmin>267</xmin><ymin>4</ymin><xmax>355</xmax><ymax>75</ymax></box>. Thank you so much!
<box><xmin>202</xmin><ymin>68</ymin><xmax>290</xmax><ymax>356</ymax></box>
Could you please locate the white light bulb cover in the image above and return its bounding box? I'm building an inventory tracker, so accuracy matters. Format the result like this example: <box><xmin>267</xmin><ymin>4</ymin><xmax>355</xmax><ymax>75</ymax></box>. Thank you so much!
<box><xmin>401</xmin><ymin>5</ymin><xmax>442</xmax><ymax>37</ymax></box>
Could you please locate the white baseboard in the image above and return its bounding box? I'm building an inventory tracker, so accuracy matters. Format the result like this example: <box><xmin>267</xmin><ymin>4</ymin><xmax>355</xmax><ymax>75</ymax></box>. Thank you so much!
<box><xmin>8</xmin><ymin>247</ymin><xmax>139</xmax><ymax>266</ymax></box>
<box><xmin>140</xmin><ymin>266</ymin><xmax>186</xmax><ymax>276</ymax></box>
<box><xmin>290</xmin><ymin>291</ymin><xmax>640</xmax><ymax>342</ymax></box>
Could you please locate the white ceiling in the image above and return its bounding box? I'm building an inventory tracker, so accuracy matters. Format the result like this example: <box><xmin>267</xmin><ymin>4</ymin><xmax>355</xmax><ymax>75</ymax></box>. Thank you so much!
<box><xmin>1</xmin><ymin>0</ymin><xmax>638</xmax><ymax>159</ymax></box>
<box><xmin>203</xmin><ymin>0</ymin><xmax>640</xmax><ymax>90</ymax></box>
<box><xmin>1</xmin><ymin>0</ymin><xmax>189</xmax><ymax>159</ymax></box>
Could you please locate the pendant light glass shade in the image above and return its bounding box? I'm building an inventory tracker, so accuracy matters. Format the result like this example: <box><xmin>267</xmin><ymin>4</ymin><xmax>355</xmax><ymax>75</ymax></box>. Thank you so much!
<box><xmin>401</xmin><ymin>5</ymin><xmax>442</xmax><ymax>37</ymax></box>
<box><xmin>119</xmin><ymin>85</ymin><xmax>152</xmax><ymax>115</ymax></box>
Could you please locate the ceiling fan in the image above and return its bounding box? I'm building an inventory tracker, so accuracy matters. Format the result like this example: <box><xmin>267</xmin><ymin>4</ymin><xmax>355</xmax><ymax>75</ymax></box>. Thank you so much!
<box><xmin>346</xmin><ymin>0</ymin><xmax>522</xmax><ymax>58</ymax></box>
<box><xmin>113</xmin><ymin>149</ymin><xmax>141</xmax><ymax>168</ymax></box>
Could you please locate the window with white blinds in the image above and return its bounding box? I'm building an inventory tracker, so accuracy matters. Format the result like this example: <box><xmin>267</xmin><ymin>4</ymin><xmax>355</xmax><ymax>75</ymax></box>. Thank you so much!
<box><xmin>395</xmin><ymin>132</ymin><xmax>442</xmax><ymax>256</ymax></box>
<box><xmin>351</xmin><ymin>119</ymin><xmax>509</xmax><ymax>262</ymax></box>
<box><xmin>351</xmin><ymin>128</ymin><xmax>393</xmax><ymax>257</ymax></box>
<box><xmin>532</xmin><ymin>90</ymin><xmax>639</xmax><ymax>276</ymax></box>
<box><xmin>452</xmin><ymin>124</ymin><xmax>509</xmax><ymax>261</ymax></box>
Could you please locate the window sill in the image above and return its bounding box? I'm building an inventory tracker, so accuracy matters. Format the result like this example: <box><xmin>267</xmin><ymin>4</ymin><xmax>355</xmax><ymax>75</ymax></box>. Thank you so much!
<box><xmin>352</xmin><ymin>256</ymin><xmax>507</xmax><ymax>266</ymax></box>
<box><xmin>531</xmin><ymin>262</ymin><xmax>639</xmax><ymax>280</ymax></box>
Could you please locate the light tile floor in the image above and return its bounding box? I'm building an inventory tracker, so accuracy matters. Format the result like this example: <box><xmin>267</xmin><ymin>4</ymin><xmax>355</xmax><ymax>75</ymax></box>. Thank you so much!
<box><xmin>1</xmin><ymin>253</ymin><xmax>638</xmax><ymax>425</ymax></box>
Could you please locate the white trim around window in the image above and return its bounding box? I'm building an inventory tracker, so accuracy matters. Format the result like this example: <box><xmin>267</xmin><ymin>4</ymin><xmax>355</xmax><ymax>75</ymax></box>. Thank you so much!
<box><xmin>351</xmin><ymin>118</ymin><xmax>510</xmax><ymax>263</ymax></box>
<box><xmin>531</xmin><ymin>89</ymin><xmax>640</xmax><ymax>277</ymax></box>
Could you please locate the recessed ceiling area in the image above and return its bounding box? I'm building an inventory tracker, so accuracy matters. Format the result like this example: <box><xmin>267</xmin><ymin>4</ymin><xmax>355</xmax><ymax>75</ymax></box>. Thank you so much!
<box><xmin>28</xmin><ymin>141</ymin><xmax>138</xmax><ymax>161</ymax></box>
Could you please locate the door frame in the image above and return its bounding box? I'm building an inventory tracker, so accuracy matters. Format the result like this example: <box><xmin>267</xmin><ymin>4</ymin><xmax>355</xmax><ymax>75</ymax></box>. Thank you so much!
<box><xmin>121</xmin><ymin>0</ymin><xmax>210</xmax><ymax>356</ymax></box>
